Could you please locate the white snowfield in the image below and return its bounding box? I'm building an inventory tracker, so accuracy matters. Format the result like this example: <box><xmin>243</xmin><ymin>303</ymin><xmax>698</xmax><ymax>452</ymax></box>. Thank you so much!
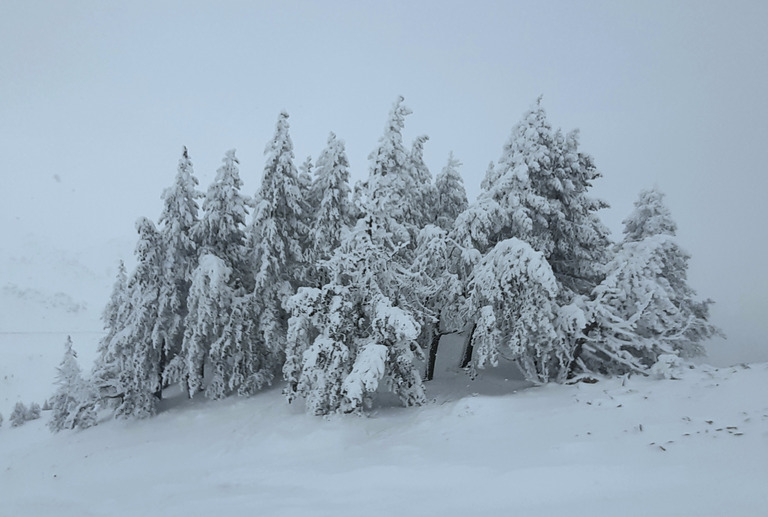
<box><xmin>1</xmin><ymin>331</ymin><xmax>766</xmax><ymax>516</ymax></box>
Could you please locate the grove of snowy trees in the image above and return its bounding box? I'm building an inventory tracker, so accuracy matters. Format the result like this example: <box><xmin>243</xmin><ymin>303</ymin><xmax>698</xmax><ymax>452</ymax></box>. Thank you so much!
<box><xmin>50</xmin><ymin>97</ymin><xmax>721</xmax><ymax>426</ymax></box>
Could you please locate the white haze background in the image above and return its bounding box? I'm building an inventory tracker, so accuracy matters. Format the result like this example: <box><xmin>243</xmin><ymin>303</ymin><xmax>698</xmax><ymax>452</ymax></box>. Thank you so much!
<box><xmin>1</xmin><ymin>0</ymin><xmax>767</xmax><ymax>366</ymax></box>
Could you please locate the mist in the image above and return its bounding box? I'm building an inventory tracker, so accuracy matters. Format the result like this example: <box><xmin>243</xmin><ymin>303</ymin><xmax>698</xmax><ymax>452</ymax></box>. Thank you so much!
<box><xmin>2</xmin><ymin>0</ymin><xmax>766</xmax><ymax>365</ymax></box>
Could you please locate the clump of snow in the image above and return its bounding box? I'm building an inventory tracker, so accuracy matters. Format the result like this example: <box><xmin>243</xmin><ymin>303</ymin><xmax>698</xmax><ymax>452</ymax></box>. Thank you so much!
<box><xmin>650</xmin><ymin>353</ymin><xmax>685</xmax><ymax>379</ymax></box>
<box><xmin>341</xmin><ymin>343</ymin><xmax>387</xmax><ymax>412</ymax></box>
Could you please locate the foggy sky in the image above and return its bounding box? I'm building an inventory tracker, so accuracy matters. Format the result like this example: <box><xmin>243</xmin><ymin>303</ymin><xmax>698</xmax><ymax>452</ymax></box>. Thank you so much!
<box><xmin>1</xmin><ymin>0</ymin><xmax>767</xmax><ymax>365</ymax></box>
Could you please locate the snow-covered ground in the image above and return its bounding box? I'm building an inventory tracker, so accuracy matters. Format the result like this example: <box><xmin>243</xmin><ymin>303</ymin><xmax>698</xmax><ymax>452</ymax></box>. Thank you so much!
<box><xmin>1</xmin><ymin>329</ymin><xmax>767</xmax><ymax>516</ymax></box>
<box><xmin>1</xmin><ymin>237</ymin><xmax>767</xmax><ymax>516</ymax></box>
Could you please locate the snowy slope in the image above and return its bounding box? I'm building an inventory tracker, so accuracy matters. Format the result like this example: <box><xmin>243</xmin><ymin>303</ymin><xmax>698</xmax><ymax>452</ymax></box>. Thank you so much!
<box><xmin>1</xmin><ymin>237</ymin><xmax>766</xmax><ymax>516</ymax></box>
<box><xmin>1</xmin><ymin>330</ymin><xmax>766</xmax><ymax>516</ymax></box>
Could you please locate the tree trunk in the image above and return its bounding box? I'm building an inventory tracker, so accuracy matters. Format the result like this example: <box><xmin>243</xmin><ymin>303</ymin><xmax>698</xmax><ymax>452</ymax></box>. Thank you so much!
<box><xmin>460</xmin><ymin>322</ymin><xmax>477</xmax><ymax>369</ymax></box>
<box><xmin>155</xmin><ymin>347</ymin><xmax>166</xmax><ymax>400</ymax></box>
<box><xmin>567</xmin><ymin>320</ymin><xmax>597</xmax><ymax>378</ymax></box>
<box><xmin>425</xmin><ymin>328</ymin><xmax>442</xmax><ymax>381</ymax></box>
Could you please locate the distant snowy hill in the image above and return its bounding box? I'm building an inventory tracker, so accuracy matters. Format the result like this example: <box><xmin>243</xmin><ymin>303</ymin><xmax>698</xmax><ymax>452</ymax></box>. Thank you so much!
<box><xmin>0</xmin><ymin>232</ymin><xmax>132</xmax><ymax>333</ymax></box>
<box><xmin>0</xmin><ymin>232</ymin><xmax>131</xmax><ymax>413</ymax></box>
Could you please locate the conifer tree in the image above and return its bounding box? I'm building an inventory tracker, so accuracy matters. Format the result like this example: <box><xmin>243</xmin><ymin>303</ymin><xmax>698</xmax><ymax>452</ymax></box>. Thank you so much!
<box><xmin>10</xmin><ymin>402</ymin><xmax>27</xmax><ymax>427</ymax></box>
<box><xmin>49</xmin><ymin>337</ymin><xmax>96</xmax><ymax>432</ymax></box>
<box><xmin>299</xmin><ymin>155</ymin><xmax>315</xmax><ymax>205</ymax></box>
<box><xmin>27</xmin><ymin>402</ymin><xmax>41</xmax><ymax>421</ymax></box>
<box><xmin>177</xmin><ymin>254</ymin><xmax>235</xmax><ymax>397</ymax></box>
<box><xmin>195</xmin><ymin>149</ymin><xmax>249</xmax><ymax>276</ymax></box>
<box><xmin>354</xmin><ymin>96</ymin><xmax>415</xmax><ymax>244</ymax></box>
<box><xmin>622</xmin><ymin>187</ymin><xmax>678</xmax><ymax>242</ymax></box>
<box><xmin>581</xmin><ymin>188</ymin><xmax>721</xmax><ymax>374</ymax></box>
<box><xmin>285</xmin><ymin>214</ymin><xmax>426</xmax><ymax>415</ymax></box>
<box><xmin>460</xmin><ymin>98</ymin><xmax>610</xmax><ymax>296</ymax></box>
<box><xmin>92</xmin><ymin>261</ymin><xmax>129</xmax><ymax>406</ymax></box>
<box><xmin>545</xmin><ymin>128</ymin><xmax>612</xmax><ymax>295</ymax></box>
<box><xmin>452</xmin><ymin>99</ymin><xmax>611</xmax><ymax>375</ymax></box>
<box><xmin>411</xmin><ymin>225</ymin><xmax>466</xmax><ymax>380</ymax></box>
<box><xmin>309</xmin><ymin>132</ymin><xmax>352</xmax><ymax>280</ymax></box>
<box><xmin>113</xmin><ymin>218</ymin><xmax>164</xmax><ymax>418</ymax></box>
<box><xmin>167</xmin><ymin>149</ymin><xmax>252</xmax><ymax>398</ymax></box>
<box><xmin>406</xmin><ymin>134</ymin><xmax>435</xmax><ymax>230</ymax></box>
<box><xmin>251</xmin><ymin>112</ymin><xmax>307</xmax><ymax>291</ymax></box>
<box><xmin>467</xmin><ymin>238</ymin><xmax>573</xmax><ymax>383</ymax></box>
<box><xmin>246</xmin><ymin>111</ymin><xmax>307</xmax><ymax>376</ymax></box>
<box><xmin>154</xmin><ymin>147</ymin><xmax>202</xmax><ymax>394</ymax></box>
<box><xmin>100</xmin><ymin>260</ymin><xmax>128</xmax><ymax>341</ymax></box>
<box><xmin>434</xmin><ymin>152</ymin><xmax>468</xmax><ymax>230</ymax></box>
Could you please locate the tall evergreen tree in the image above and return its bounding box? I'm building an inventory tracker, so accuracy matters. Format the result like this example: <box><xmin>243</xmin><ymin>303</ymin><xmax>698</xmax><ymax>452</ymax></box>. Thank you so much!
<box><xmin>460</xmin><ymin>98</ymin><xmax>611</xmax><ymax>296</ymax></box>
<box><xmin>309</xmin><ymin>132</ymin><xmax>352</xmax><ymax>278</ymax></box>
<box><xmin>467</xmin><ymin>238</ymin><xmax>572</xmax><ymax>383</ymax></box>
<box><xmin>354</xmin><ymin>96</ymin><xmax>415</xmax><ymax>244</ymax></box>
<box><xmin>251</xmin><ymin>112</ymin><xmax>307</xmax><ymax>292</ymax></box>
<box><xmin>452</xmin><ymin>98</ymin><xmax>610</xmax><ymax>375</ymax></box>
<box><xmin>434</xmin><ymin>152</ymin><xmax>468</xmax><ymax>230</ymax></box>
<box><xmin>177</xmin><ymin>254</ymin><xmax>235</xmax><ymax>397</ymax></box>
<box><xmin>154</xmin><ymin>147</ymin><xmax>202</xmax><ymax>394</ymax></box>
<box><xmin>113</xmin><ymin>218</ymin><xmax>164</xmax><ymax>418</ymax></box>
<box><xmin>244</xmin><ymin>111</ymin><xmax>308</xmax><ymax>377</ymax></box>
<box><xmin>299</xmin><ymin>155</ymin><xmax>315</xmax><ymax>205</ymax></box>
<box><xmin>284</xmin><ymin>214</ymin><xmax>426</xmax><ymax>415</ymax></box>
<box><xmin>92</xmin><ymin>261</ymin><xmax>129</xmax><ymax>406</ymax></box>
<box><xmin>196</xmin><ymin>149</ymin><xmax>249</xmax><ymax>276</ymax></box>
<box><xmin>581</xmin><ymin>188</ymin><xmax>721</xmax><ymax>374</ymax></box>
<box><xmin>166</xmin><ymin>149</ymin><xmax>252</xmax><ymax>397</ymax></box>
<box><xmin>406</xmin><ymin>134</ymin><xmax>435</xmax><ymax>230</ymax></box>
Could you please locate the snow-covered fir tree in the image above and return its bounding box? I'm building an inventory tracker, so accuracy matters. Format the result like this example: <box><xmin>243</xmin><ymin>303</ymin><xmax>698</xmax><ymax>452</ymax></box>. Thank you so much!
<box><xmin>92</xmin><ymin>261</ymin><xmax>129</xmax><ymax>407</ymax></box>
<box><xmin>308</xmin><ymin>132</ymin><xmax>352</xmax><ymax>282</ymax></box>
<box><xmin>622</xmin><ymin>186</ymin><xmax>678</xmax><ymax>242</ymax></box>
<box><xmin>154</xmin><ymin>147</ymin><xmax>202</xmax><ymax>394</ymax></box>
<box><xmin>10</xmin><ymin>402</ymin><xmax>27</xmax><ymax>427</ymax></box>
<box><xmin>174</xmin><ymin>254</ymin><xmax>234</xmax><ymax>397</ymax></box>
<box><xmin>100</xmin><ymin>261</ymin><xmax>128</xmax><ymax>342</ymax></box>
<box><xmin>354</xmin><ymin>96</ymin><xmax>418</xmax><ymax>244</ymax></box>
<box><xmin>112</xmin><ymin>218</ymin><xmax>164</xmax><ymax>418</ymax></box>
<box><xmin>195</xmin><ymin>149</ymin><xmax>250</xmax><ymax>278</ymax></box>
<box><xmin>454</xmin><ymin>100</ymin><xmax>553</xmax><ymax>255</ymax></box>
<box><xmin>244</xmin><ymin>111</ymin><xmax>308</xmax><ymax>381</ymax></box>
<box><xmin>251</xmin><ymin>111</ymin><xmax>307</xmax><ymax>291</ymax></box>
<box><xmin>544</xmin><ymin>128</ymin><xmax>612</xmax><ymax>295</ymax></box>
<box><xmin>411</xmin><ymin>224</ymin><xmax>467</xmax><ymax>380</ymax></box>
<box><xmin>284</xmin><ymin>213</ymin><xmax>426</xmax><ymax>415</ymax></box>
<box><xmin>49</xmin><ymin>337</ymin><xmax>96</xmax><ymax>432</ymax></box>
<box><xmin>451</xmin><ymin>98</ymin><xmax>611</xmax><ymax>378</ymax></box>
<box><xmin>466</xmin><ymin>238</ymin><xmax>576</xmax><ymax>383</ymax></box>
<box><xmin>433</xmin><ymin>152</ymin><xmax>468</xmax><ymax>230</ymax></box>
<box><xmin>167</xmin><ymin>149</ymin><xmax>253</xmax><ymax>398</ymax></box>
<box><xmin>298</xmin><ymin>155</ymin><xmax>314</xmax><ymax>204</ymax></box>
<box><xmin>406</xmin><ymin>134</ymin><xmax>435</xmax><ymax>230</ymax></box>
<box><xmin>580</xmin><ymin>188</ymin><xmax>721</xmax><ymax>374</ymax></box>
<box><xmin>27</xmin><ymin>402</ymin><xmax>41</xmax><ymax>421</ymax></box>
<box><xmin>351</xmin><ymin>98</ymin><xmax>443</xmax><ymax>362</ymax></box>
<box><xmin>459</xmin><ymin>98</ymin><xmax>610</xmax><ymax>297</ymax></box>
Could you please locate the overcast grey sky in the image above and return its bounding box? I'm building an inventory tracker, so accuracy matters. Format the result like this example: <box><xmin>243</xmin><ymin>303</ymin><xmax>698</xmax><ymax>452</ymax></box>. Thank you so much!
<box><xmin>1</xmin><ymin>0</ymin><xmax>767</xmax><ymax>364</ymax></box>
